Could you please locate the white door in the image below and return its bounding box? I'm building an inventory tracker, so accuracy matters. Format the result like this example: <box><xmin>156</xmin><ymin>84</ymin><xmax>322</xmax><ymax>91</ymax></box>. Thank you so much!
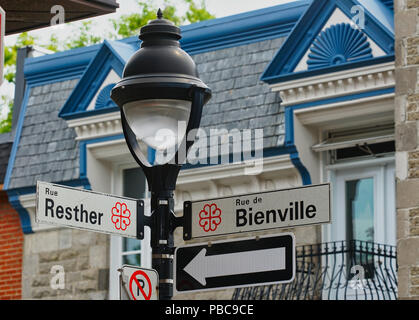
<box><xmin>323</xmin><ymin>158</ymin><xmax>396</xmax><ymax>300</ymax></box>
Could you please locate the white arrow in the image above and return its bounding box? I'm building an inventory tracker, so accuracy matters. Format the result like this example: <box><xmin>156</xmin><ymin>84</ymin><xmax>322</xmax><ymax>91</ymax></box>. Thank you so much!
<box><xmin>183</xmin><ymin>247</ymin><xmax>286</xmax><ymax>286</ymax></box>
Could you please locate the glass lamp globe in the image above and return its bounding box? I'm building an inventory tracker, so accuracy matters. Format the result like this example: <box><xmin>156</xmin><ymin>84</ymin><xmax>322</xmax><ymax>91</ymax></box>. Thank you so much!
<box><xmin>122</xmin><ymin>99</ymin><xmax>191</xmax><ymax>151</ymax></box>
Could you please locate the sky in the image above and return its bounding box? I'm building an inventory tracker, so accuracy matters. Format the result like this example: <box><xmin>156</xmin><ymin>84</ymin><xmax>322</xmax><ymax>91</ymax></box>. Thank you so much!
<box><xmin>0</xmin><ymin>0</ymin><xmax>295</xmax><ymax>118</ymax></box>
<box><xmin>4</xmin><ymin>0</ymin><xmax>295</xmax><ymax>47</ymax></box>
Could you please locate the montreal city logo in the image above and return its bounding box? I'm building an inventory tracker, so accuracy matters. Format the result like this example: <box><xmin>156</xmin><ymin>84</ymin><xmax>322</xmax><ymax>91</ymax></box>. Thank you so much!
<box><xmin>111</xmin><ymin>202</ymin><xmax>131</xmax><ymax>230</ymax></box>
<box><xmin>199</xmin><ymin>203</ymin><xmax>222</xmax><ymax>232</ymax></box>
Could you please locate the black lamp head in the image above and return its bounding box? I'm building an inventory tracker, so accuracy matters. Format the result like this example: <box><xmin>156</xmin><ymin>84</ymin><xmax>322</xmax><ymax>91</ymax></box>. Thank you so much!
<box><xmin>111</xmin><ymin>10</ymin><xmax>211</xmax><ymax>106</ymax></box>
<box><xmin>110</xmin><ymin>10</ymin><xmax>212</xmax><ymax>184</ymax></box>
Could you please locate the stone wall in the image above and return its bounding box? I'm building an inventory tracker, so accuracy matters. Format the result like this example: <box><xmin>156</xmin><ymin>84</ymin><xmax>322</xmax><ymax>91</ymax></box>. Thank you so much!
<box><xmin>22</xmin><ymin>228</ymin><xmax>109</xmax><ymax>299</ymax></box>
<box><xmin>395</xmin><ymin>0</ymin><xmax>419</xmax><ymax>300</ymax></box>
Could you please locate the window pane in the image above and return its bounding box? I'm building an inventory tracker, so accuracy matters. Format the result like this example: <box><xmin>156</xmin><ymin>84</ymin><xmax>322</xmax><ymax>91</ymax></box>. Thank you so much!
<box><xmin>346</xmin><ymin>178</ymin><xmax>375</xmax><ymax>279</ymax></box>
<box><xmin>346</xmin><ymin>178</ymin><xmax>374</xmax><ymax>242</ymax></box>
<box><xmin>123</xmin><ymin>167</ymin><xmax>147</xmax><ymax>199</ymax></box>
<box><xmin>123</xmin><ymin>238</ymin><xmax>141</xmax><ymax>253</ymax></box>
<box><xmin>123</xmin><ymin>254</ymin><xmax>141</xmax><ymax>266</ymax></box>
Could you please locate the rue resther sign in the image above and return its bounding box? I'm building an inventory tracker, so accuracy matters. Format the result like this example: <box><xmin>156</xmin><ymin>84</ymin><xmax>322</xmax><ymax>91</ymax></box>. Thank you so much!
<box><xmin>183</xmin><ymin>183</ymin><xmax>331</xmax><ymax>240</ymax></box>
<box><xmin>36</xmin><ymin>181</ymin><xmax>145</xmax><ymax>239</ymax></box>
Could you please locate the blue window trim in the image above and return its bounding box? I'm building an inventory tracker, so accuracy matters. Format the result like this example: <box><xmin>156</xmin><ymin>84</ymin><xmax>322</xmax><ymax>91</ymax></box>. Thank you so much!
<box><xmin>78</xmin><ymin>134</ymin><xmax>125</xmax><ymax>180</ymax></box>
<box><xmin>281</xmin><ymin>86</ymin><xmax>396</xmax><ymax>188</ymax></box>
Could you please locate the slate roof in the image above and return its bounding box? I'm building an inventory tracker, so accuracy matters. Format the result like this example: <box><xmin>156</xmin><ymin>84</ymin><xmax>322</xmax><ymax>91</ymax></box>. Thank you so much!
<box><xmin>7</xmin><ymin>37</ymin><xmax>287</xmax><ymax>190</ymax></box>
<box><xmin>7</xmin><ymin>79</ymin><xmax>80</xmax><ymax>190</ymax></box>
<box><xmin>192</xmin><ymin>37</ymin><xmax>286</xmax><ymax>159</ymax></box>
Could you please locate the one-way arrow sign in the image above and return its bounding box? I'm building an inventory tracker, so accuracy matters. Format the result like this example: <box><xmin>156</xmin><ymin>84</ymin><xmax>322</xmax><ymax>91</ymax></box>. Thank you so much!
<box><xmin>174</xmin><ymin>234</ymin><xmax>295</xmax><ymax>293</ymax></box>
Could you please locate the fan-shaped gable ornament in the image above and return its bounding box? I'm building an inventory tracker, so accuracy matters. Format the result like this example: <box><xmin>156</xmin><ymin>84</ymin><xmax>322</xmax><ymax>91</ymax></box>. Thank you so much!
<box><xmin>307</xmin><ymin>23</ymin><xmax>373</xmax><ymax>70</ymax></box>
<box><xmin>95</xmin><ymin>83</ymin><xmax>117</xmax><ymax>110</ymax></box>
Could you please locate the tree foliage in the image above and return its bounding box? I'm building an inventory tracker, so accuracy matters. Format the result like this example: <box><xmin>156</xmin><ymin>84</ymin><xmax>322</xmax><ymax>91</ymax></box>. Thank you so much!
<box><xmin>112</xmin><ymin>0</ymin><xmax>215</xmax><ymax>37</ymax></box>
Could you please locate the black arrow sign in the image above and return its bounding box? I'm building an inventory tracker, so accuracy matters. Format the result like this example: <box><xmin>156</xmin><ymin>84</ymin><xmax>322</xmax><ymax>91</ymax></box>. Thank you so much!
<box><xmin>174</xmin><ymin>234</ymin><xmax>295</xmax><ymax>293</ymax></box>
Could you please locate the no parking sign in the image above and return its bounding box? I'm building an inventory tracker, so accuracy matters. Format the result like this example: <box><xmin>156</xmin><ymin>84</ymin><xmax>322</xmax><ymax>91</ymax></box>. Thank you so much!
<box><xmin>119</xmin><ymin>265</ymin><xmax>159</xmax><ymax>300</ymax></box>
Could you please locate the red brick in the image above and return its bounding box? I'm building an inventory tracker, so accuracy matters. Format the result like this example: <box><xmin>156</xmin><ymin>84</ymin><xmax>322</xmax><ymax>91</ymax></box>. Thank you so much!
<box><xmin>0</xmin><ymin>190</ymin><xmax>23</xmax><ymax>299</ymax></box>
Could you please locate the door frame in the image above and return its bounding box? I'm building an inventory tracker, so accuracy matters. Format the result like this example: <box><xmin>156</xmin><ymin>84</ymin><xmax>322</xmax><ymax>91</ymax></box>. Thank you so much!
<box><xmin>322</xmin><ymin>156</ymin><xmax>395</xmax><ymax>245</ymax></box>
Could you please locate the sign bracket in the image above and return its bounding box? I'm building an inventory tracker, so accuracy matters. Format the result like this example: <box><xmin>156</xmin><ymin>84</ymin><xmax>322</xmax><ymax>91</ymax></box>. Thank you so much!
<box><xmin>143</xmin><ymin>202</ymin><xmax>184</xmax><ymax>235</ymax></box>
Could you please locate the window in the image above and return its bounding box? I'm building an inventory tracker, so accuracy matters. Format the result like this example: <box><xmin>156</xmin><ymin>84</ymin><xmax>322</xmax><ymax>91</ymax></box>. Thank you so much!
<box><xmin>109</xmin><ymin>166</ymin><xmax>151</xmax><ymax>300</ymax></box>
<box><xmin>312</xmin><ymin>124</ymin><xmax>395</xmax><ymax>163</ymax></box>
<box><xmin>346</xmin><ymin>178</ymin><xmax>375</xmax><ymax>279</ymax></box>
<box><xmin>346</xmin><ymin>178</ymin><xmax>375</xmax><ymax>243</ymax></box>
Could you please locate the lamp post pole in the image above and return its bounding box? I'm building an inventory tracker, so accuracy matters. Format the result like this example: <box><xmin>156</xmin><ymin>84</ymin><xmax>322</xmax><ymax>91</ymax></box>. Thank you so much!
<box><xmin>146</xmin><ymin>165</ymin><xmax>181</xmax><ymax>300</ymax></box>
<box><xmin>111</xmin><ymin>10</ymin><xmax>211</xmax><ymax>300</ymax></box>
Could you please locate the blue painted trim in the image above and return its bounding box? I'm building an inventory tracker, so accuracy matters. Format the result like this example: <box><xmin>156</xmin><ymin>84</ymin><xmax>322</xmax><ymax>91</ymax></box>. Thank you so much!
<box><xmin>379</xmin><ymin>0</ymin><xmax>394</xmax><ymax>11</ymax></box>
<box><xmin>59</xmin><ymin>41</ymin><xmax>136</xmax><ymax>120</ymax></box>
<box><xmin>181</xmin><ymin>145</ymin><xmax>297</xmax><ymax>171</ymax></box>
<box><xmin>263</xmin><ymin>55</ymin><xmax>395</xmax><ymax>84</ymax></box>
<box><xmin>24</xmin><ymin>45</ymin><xmax>99</xmax><ymax>86</ymax></box>
<box><xmin>291</xmin><ymin>87</ymin><xmax>395</xmax><ymax>111</ymax></box>
<box><xmin>3</xmin><ymin>85</ymin><xmax>31</xmax><ymax>190</ymax></box>
<box><xmin>22</xmin><ymin>2</ymin><xmax>309</xmax><ymax>89</ymax></box>
<box><xmin>6</xmin><ymin>178</ymin><xmax>90</xmax><ymax>234</ymax></box>
<box><xmin>281</xmin><ymin>87</ymin><xmax>395</xmax><ymax>186</ymax></box>
<box><xmin>79</xmin><ymin>134</ymin><xmax>125</xmax><ymax>179</ymax></box>
<box><xmin>307</xmin><ymin>23</ymin><xmax>373</xmax><ymax>70</ymax></box>
<box><xmin>61</xmin><ymin>106</ymin><xmax>120</xmax><ymax>120</ymax></box>
<box><xmin>179</xmin><ymin>144</ymin><xmax>312</xmax><ymax>186</ymax></box>
<box><xmin>7</xmin><ymin>192</ymin><xmax>33</xmax><ymax>234</ymax></box>
<box><xmin>290</xmin><ymin>152</ymin><xmax>312</xmax><ymax>185</ymax></box>
<box><xmin>180</xmin><ymin>0</ymin><xmax>311</xmax><ymax>55</ymax></box>
<box><xmin>261</xmin><ymin>0</ymin><xmax>395</xmax><ymax>85</ymax></box>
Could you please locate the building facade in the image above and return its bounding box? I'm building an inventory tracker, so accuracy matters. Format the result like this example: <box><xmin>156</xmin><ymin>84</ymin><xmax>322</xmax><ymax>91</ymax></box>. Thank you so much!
<box><xmin>1</xmin><ymin>0</ymin><xmax>414</xmax><ymax>300</ymax></box>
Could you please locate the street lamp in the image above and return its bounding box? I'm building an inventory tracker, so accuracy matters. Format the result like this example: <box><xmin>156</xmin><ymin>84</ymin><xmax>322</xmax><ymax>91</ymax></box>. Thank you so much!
<box><xmin>111</xmin><ymin>9</ymin><xmax>212</xmax><ymax>300</ymax></box>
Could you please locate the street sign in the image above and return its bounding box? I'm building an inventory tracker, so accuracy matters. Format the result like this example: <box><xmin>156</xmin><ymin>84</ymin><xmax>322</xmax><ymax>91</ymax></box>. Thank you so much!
<box><xmin>0</xmin><ymin>7</ymin><xmax>5</xmax><ymax>85</ymax></box>
<box><xmin>183</xmin><ymin>183</ymin><xmax>330</xmax><ymax>240</ymax></box>
<box><xmin>119</xmin><ymin>265</ymin><xmax>159</xmax><ymax>300</ymax></box>
<box><xmin>36</xmin><ymin>181</ymin><xmax>145</xmax><ymax>239</ymax></box>
<box><xmin>174</xmin><ymin>233</ymin><xmax>295</xmax><ymax>294</ymax></box>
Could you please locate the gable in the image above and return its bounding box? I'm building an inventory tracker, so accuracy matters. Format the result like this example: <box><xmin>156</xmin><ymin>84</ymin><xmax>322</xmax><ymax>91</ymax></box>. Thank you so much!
<box><xmin>58</xmin><ymin>40</ymin><xmax>136</xmax><ymax>120</ymax></box>
<box><xmin>261</xmin><ymin>0</ymin><xmax>395</xmax><ymax>84</ymax></box>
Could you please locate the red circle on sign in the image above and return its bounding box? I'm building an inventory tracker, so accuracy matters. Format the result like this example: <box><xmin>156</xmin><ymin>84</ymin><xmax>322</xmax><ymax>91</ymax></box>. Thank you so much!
<box><xmin>129</xmin><ymin>270</ymin><xmax>153</xmax><ymax>300</ymax></box>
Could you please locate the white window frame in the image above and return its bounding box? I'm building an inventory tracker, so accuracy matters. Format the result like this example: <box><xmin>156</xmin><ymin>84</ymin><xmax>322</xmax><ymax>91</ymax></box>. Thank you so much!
<box><xmin>108</xmin><ymin>162</ymin><xmax>152</xmax><ymax>300</ymax></box>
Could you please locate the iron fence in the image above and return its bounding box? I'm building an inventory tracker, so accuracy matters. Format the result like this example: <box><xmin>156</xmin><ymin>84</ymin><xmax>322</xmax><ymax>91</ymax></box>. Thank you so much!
<box><xmin>232</xmin><ymin>240</ymin><xmax>397</xmax><ymax>300</ymax></box>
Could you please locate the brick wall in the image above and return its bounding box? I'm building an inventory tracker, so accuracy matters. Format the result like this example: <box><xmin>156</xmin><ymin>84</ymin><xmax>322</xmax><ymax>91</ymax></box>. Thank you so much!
<box><xmin>395</xmin><ymin>0</ymin><xmax>419</xmax><ymax>299</ymax></box>
<box><xmin>0</xmin><ymin>190</ymin><xmax>23</xmax><ymax>299</ymax></box>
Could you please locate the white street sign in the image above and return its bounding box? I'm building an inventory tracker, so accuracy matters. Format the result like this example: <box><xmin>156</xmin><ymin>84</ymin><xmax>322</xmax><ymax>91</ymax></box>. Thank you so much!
<box><xmin>183</xmin><ymin>183</ymin><xmax>331</xmax><ymax>240</ymax></box>
<box><xmin>36</xmin><ymin>181</ymin><xmax>144</xmax><ymax>239</ymax></box>
<box><xmin>119</xmin><ymin>265</ymin><xmax>159</xmax><ymax>300</ymax></box>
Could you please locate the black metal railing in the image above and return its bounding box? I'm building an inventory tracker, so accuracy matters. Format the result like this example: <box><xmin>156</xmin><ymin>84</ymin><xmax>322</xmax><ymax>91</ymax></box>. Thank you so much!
<box><xmin>232</xmin><ymin>240</ymin><xmax>397</xmax><ymax>300</ymax></box>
